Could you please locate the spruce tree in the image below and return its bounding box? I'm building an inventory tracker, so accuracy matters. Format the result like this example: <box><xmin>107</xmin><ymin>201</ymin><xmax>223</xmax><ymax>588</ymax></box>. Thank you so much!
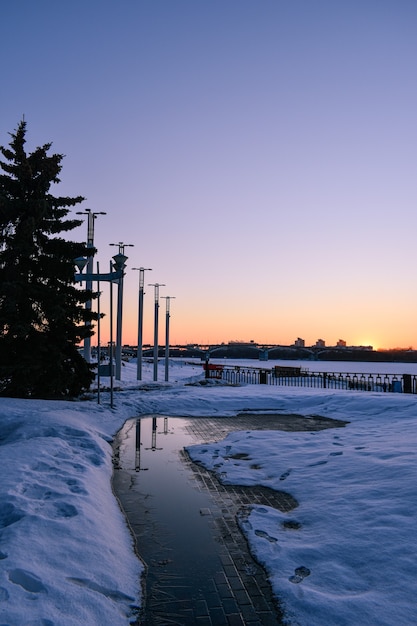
<box><xmin>0</xmin><ymin>120</ymin><xmax>97</xmax><ymax>398</ymax></box>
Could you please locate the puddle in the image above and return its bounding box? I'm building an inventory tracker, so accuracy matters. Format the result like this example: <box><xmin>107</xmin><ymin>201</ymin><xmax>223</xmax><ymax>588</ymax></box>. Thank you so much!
<box><xmin>112</xmin><ymin>414</ymin><xmax>344</xmax><ymax>625</ymax></box>
<box><xmin>113</xmin><ymin>416</ymin><xmax>289</xmax><ymax>625</ymax></box>
<box><xmin>114</xmin><ymin>416</ymin><xmax>228</xmax><ymax>585</ymax></box>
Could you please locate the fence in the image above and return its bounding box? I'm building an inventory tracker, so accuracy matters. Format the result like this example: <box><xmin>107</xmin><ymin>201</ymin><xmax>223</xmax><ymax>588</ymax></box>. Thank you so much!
<box><xmin>203</xmin><ymin>363</ymin><xmax>417</xmax><ymax>394</ymax></box>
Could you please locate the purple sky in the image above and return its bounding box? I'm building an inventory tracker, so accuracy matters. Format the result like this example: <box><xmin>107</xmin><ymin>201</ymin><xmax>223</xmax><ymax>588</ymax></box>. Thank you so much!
<box><xmin>2</xmin><ymin>1</ymin><xmax>417</xmax><ymax>348</ymax></box>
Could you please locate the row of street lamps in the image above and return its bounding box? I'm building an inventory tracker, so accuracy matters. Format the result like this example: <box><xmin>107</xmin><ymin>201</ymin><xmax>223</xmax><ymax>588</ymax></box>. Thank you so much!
<box><xmin>74</xmin><ymin>210</ymin><xmax>175</xmax><ymax>400</ymax></box>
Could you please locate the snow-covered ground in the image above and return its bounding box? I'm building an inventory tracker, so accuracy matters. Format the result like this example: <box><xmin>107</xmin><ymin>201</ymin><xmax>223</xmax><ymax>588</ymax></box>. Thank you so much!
<box><xmin>1</xmin><ymin>357</ymin><xmax>416</xmax><ymax>625</ymax></box>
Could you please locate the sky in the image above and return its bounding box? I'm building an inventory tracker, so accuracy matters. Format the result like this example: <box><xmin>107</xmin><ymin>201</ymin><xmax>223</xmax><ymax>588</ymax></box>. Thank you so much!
<box><xmin>1</xmin><ymin>358</ymin><xmax>417</xmax><ymax>625</ymax></box>
<box><xmin>1</xmin><ymin>1</ymin><xmax>417</xmax><ymax>349</ymax></box>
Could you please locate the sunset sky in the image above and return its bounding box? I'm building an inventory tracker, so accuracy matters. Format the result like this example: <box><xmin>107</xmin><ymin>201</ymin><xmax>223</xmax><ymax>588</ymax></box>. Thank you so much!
<box><xmin>2</xmin><ymin>1</ymin><xmax>417</xmax><ymax>349</ymax></box>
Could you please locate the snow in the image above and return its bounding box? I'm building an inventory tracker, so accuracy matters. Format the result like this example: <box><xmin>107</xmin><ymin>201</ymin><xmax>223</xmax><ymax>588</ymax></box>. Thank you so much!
<box><xmin>1</xmin><ymin>357</ymin><xmax>417</xmax><ymax>625</ymax></box>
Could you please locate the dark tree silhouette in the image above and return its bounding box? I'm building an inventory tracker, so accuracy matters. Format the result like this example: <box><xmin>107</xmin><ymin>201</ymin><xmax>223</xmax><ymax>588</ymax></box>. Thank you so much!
<box><xmin>0</xmin><ymin>120</ymin><xmax>97</xmax><ymax>398</ymax></box>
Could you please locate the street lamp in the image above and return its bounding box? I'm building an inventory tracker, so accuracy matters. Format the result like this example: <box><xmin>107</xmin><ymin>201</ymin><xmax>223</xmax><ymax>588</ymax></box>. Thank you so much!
<box><xmin>74</xmin><ymin>256</ymin><xmax>88</xmax><ymax>275</ymax></box>
<box><xmin>132</xmin><ymin>267</ymin><xmax>152</xmax><ymax>380</ymax></box>
<box><xmin>76</xmin><ymin>209</ymin><xmax>106</xmax><ymax>362</ymax></box>
<box><xmin>110</xmin><ymin>242</ymin><xmax>134</xmax><ymax>380</ymax></box>
<box><xmin>161</xmin><ymin>296</ymin><xmax>175</xmax><ymax>382</ymax></box>
<box><xmin>74</xmin><ymin>258</ymin><xmax>123</xmax><ymax>408</ymax></box>
<box><xmin>149</xmin><ymin>283</ymin><xmax>165</xmax><ymax>381</ymax></box>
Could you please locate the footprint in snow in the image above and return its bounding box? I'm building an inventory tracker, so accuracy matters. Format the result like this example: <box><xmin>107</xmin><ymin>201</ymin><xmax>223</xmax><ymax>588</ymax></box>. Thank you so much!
<box><xmin>255</xmin><ymin>529</ymin><xmax>277</xmax><ymax>542</ymax></box>
<box><xmin>0</xmin><ymin>502</ymin><xmax>24</xmax><ymax>529</ymax></box>
<box><xmin>279</xmin><ymin>469</ymin><xmax>292</xmax><ymax>481</ymax></box>
<box><xmin>8</xmin><ymin>569</ymin><xmax>47</xmax><ymax>593</ymax></box>
<box><xmin>281</xmin><ymin>520</ymin><xmax>302</xmax><ymax>530</ymax></box>
<box><xmin>66</xmin><ymin>478</ymin><xmax>88</xmax><ymax>495</ymax></box>
<box><xmin>289</xmin><ymin>566</ymin><xmax>311</xmax><ymax>584</ymax></box>
<box><xmin>52</xmin><ymin>502</ymin><xmax>78</xmax><ymax>519</ymax></box>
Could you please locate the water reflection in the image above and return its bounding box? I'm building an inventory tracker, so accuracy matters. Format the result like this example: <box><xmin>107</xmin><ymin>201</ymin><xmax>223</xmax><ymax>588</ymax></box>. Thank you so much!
<box><xmin>113</xmin><ymin>415</ymin><xmax>285</xmax><ymax>625</ymax></box>
<box><xmin>135</xmin><ymin>417</ymin><xmax>172</xmax><ymax>471</ymax></box>
<box><xmin>116</xmin><ymin>417</ymin><xmax>227</xmax><ymax>614</ymax></box>
<box><xmin>145</xmin><ymin>417</ymin><xmax>162</xmax><ymax>452</ymax></box>
<box><xmin>134</xmin><ymin>419</ymin><xmax>148</xmax><ymax>472</ymax></box>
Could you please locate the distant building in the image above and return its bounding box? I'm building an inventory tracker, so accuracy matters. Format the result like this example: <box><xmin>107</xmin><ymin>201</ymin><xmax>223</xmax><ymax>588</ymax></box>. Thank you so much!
<box><xmin>315</xmin><ymin>339</ymin><xmax>325</xmax><ymax>348</ymax></box>
<box><xmin>294</xmin><ymin>337</ymin><xmax>305</xmax><ymax>348</ymax></box>
<box><xmin>336</xmin><ymin>339</ymin><xmax>347</xmax><ymax>347</ymax></box>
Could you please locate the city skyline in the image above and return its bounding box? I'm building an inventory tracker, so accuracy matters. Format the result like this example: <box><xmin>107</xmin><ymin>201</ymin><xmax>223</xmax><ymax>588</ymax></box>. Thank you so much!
<box><xmin>2</xmin><ymin>1</ymin><xmax>417</xmax><ymax>350</ymax></box>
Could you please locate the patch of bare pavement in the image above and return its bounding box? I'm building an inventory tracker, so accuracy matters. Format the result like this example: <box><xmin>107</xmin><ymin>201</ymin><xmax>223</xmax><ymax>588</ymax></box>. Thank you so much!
<box><xmin>188</xmin><ymin>412</ymin><xmax>348</xmax><ymax>437</ymax></box>
<box><xmin>113</xmin><ymin>413</ymin><xmax>347</xmax><ymax>626</ymax></box>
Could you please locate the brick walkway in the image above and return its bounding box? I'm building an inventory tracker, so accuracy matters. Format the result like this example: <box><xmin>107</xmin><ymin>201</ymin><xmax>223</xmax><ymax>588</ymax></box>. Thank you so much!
<box><xmin>113</xmin><ymin>413</ymin><xmax>345</xmax><ymax>625</ymax></box>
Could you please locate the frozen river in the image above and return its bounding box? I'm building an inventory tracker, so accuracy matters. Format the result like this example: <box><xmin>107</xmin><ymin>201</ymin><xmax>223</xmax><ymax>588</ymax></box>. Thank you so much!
<box><xmin>204</xmin><ymin>357</ymin><xmax>417</xmax><ymax>376</ymax></box>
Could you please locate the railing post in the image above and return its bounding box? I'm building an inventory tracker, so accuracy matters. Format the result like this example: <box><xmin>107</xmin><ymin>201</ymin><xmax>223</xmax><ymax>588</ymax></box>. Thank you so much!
<box><xmin>403</xmin><ymin>374</ymin><xmax>412</xmax><ymax>394</ymax></box>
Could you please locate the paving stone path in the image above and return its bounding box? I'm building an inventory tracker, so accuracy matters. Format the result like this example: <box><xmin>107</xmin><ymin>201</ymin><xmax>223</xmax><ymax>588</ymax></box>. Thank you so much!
<box><xmin>113</xmin><ymin>413</ymin><xmax>345</xmax><ymax>625</ymax></box>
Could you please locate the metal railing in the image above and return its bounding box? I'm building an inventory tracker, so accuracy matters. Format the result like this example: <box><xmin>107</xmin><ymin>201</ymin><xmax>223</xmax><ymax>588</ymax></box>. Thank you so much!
<box><xmin>203</xmin><ymin>364</ymin><xmax>417</xmax><ymax>394</ymax></box>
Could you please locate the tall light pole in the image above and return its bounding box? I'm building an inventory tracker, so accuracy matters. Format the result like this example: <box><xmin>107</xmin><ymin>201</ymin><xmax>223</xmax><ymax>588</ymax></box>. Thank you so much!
<box><xmin>149</xmin><ymin>283</ymin><xmax>165</xmax><ymax>381</ymax></box>
<box><xmin>132</xmin><ymin>267</ymin><xmax>152</xmax><ymax>380</ymax></box>
<box><xmin>74</xmin><ymin>258</ymin><xmax>123</xmax><ymax>408</ymax></box>
<box><xmin>161</xmin><ymin>296</ymin><xmax>175</xmax><ymax>382</ymax></box>
<box><xmin>109</xmin><ymin>260</ymin><xmax>115</xmax><ymax>408</ymax></box>
<box><xmin>76</xmin><ymin>209</ymin><xmax>106</xmax><ymax>362</ymax></box>
<box><xmin>110</xmin><ymin>242</ymin><xmax>134</xmax><ymax>380</ymax></box>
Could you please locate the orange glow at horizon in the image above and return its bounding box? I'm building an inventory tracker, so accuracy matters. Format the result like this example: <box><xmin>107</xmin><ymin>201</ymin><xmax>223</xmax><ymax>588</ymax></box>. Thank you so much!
<box><xmin>89</xmin><ymin>299</ymin><xmax>413</xmax><ymax>352</ymax></box>
<box><xmin>83</xmin><ymin>250</ymin><xmax>417</xmax><ymax>353</ymax></box>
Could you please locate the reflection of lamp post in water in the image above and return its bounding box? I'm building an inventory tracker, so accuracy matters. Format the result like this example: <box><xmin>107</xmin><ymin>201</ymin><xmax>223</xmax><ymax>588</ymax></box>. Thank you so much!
<box><xmin>149</xmin><ymin>283</ymin><xmax>165</xmax><ymax>381</ymax></box>
<box><xmin>145</xmin><ymin>417</ymin><xmax>163</xmax><ymax>451</ymax></box>
<box><xmin>110</xmin><ymin>242</ymin><xmax>134</xmax><ymax>380</ymax></box>
<box><xmin>161</xmin><ymin>296</ymin><xmax>175</xmax><ymax>382</ymax></box>
<box><xmin>135</xmin><ymin>419</ymin><xmax>148</xmax><ymax>472</ymax></box>
<box><xmin>76</xmin><ymin>209</ymin><xmax>106</xmax><ymax>362</ymax></box>
<box><xmin>132</xmin><ymin>267</ymin><xmax>152</xmax><ymax>380</ymax></box>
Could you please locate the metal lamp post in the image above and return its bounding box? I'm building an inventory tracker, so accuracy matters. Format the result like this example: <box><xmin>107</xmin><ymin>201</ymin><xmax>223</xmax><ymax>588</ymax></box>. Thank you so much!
<box><xmin>110</xmin><ymin>242</ymin><xmax>134</xmax><ymax>381</ymax></box>
<box><xmin>96</xmin><ymin>261</ymin><xmax>101</xmax><ymax>404</ymax></box>
<box><xmin>74</xmin><ymin>258</ymin><xmax>123</xmax><ymax>408</ymax></box>
<box><xmin>161</xmin><ymin>296</ymin><xmax>175</xmax><ymax>382</ymax></box>
<box><xmin>132</xmin><ymin>267</ymin><xmax>152</xmax><ymax>380</ymax></box>
<box><xmin>149</xmin><ymin>283</ymin><xmax>165</xmax><ymax>381</ymax></box>
<box><xmin>108</xmin><ymin>260</ymin><xmax>115</xmax><ymax>408</ymax></box>
<box><xmin>76</xmin><ymin>209</ymin><xmax>106</xmax><ymax>362</ymax></box>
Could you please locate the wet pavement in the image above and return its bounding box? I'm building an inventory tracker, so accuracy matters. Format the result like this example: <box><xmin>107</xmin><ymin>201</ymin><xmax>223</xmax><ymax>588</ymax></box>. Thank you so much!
<box><xmin>112</xmin><ymin>413</ymin><xmax>345</xmax><ymax>625</ymax></box>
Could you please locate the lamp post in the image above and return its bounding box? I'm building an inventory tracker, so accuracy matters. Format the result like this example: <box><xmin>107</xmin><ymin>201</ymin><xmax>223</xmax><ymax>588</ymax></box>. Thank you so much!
<box><xmin>161</xmin><ymin>296</ymin><xmax>175</xmax><ymax>382</ymax></box>
<box><xmin>96</xmin><ymin>261</ymin><xmax>101</xmax><ymax>405</ymax></box>
<box><xmin>74</xmin><ymin>259</ymin><xmax>123</xmax><ymax>408</ymax></box>
<box><xmin>76</xmin><ymin>209</ymin><xmax>106</xmax><ymax>362</ymax></box>
<box><xmin>149</xmin><ymin>283</ymin><xmax>165</xmax><ymax>381</ymax></box>
<box><xmin>110</xmin><ymin>242</ymin><xmax>134</xmax><ymax>381</ymax></box>
<box><xmin>132</xmin><ymin>267</ymin><xmax>152</xmax><ymax>380</ymax></box>
<box><xmin>109</xmin><ymin>261</ymin><xmax>115</xmax><ymax>408</ymax></box>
